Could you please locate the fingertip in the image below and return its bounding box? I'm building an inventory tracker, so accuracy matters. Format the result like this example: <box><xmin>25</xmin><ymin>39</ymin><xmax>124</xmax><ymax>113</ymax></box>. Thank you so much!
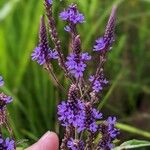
<box><xmin>25</xmin><ymin>131</ymin><xmax>59</xmax><ymax>150</ymax></box>
<box><xmin>38</xmin><ymin>131</ymin><xmax>59</xmax><ymax>150</ymax></box>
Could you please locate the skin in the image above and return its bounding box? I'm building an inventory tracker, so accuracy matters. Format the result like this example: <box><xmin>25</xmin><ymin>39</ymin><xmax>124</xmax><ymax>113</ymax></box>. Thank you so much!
<box><xmin>25</xmin><ymin>131</ymin><xmax>59</xmax><ymax>150</ymax></box>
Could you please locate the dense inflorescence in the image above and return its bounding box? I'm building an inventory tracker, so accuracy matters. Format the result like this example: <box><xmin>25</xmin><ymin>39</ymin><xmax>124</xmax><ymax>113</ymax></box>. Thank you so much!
<box><xmin>0</xmin><ymin>76</ymin><xmax>15</xmax><ymax>150</ymax></box>
<box><xmin>31</xmin><ymin>16</ymin><xmax>58</xmax><ymax>65</ymax></box>
<box><xmin>31</xmin><ymin>0</ymin><xmax>119</xmax><ymax>149</ymax></box>
<box><xmin>65</xmin><ymin>52</ymin><xmax>91</xmax><ymax>78</ymax></box>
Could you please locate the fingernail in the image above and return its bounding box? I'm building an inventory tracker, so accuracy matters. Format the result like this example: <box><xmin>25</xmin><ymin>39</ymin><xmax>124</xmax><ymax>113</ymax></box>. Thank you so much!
<box><xmin>40</xmin><ymin>131</ymin><xmax>51</xmax><ymax>141</ymax></box>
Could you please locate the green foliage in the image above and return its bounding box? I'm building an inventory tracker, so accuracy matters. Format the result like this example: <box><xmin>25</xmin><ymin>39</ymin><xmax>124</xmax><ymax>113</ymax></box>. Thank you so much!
<box><xmin>113</xmin><ymin>139</ymin><xmax>150</xmax><ymax>150</ymax></box>
<box><xmin>0</xmin><ymin>0</ymin><xmax>150</xmax><ymax>148</ymax></box>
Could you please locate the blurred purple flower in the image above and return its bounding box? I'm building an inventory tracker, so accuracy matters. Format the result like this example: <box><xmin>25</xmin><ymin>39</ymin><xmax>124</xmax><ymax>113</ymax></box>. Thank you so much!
<box><xmin>0</xmin><ymin>134</ymin><xmax>15</xmax><ymax>150</ymax></box>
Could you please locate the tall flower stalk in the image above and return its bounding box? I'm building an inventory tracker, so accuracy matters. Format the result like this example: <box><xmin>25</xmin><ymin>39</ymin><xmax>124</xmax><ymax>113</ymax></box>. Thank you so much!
<box><xmin>31</xmin><ymin>1</ymin><xmax>119</xmax><ymax>149</ymax></box>
<box><xmin>0</xmin><ymin>76</ymin><xmax>15</xmax><ymax>150</ymax></box>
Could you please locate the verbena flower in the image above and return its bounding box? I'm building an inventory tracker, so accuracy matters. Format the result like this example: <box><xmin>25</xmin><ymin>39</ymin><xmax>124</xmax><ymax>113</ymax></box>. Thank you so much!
<box><xmin>57</xmin><ymin>100</ymin><xmax>85</xmax><ymax>128</ymax></box>
<box><xmin>0</xmin><ymin>76</ymin><xmax>4</xmax><ymax>87</ymax></box>
<box><xmin>89</xmin><ymin>75</ymin><xmax>108</xmax><ymax>93</ymax></box>
<box><xmin>78</xmin><ymin>104</ymin><xmax>102</xmax><ymax>133</ymax></box>
<box><xmin>65</xmin><ymin>53</ymin><xmax>91</xmax><ymax>78</ymax></box>
<box><xmin>33</xmin><ymin>1</ymin><xmax>119</xmax><ymax>149</ymax></box>
<box><xmin>93</xmin><ymin>6</ymin><xmax>116</xmax><ymax>52</ymax></box>
<box><xmin>31</xmin><ymin>16</ymin><xmax>58</xmax><ymax>65</ymax></box>
<box><xmin>0</xmin><ymin>93</ymin><xmax>13</xmax><ymax>106</ymax></box>
<box><xmin>98</xmin><ymin>117</ymin><xmax>119</xmax><ymax>149</ymax></box>
<box><xmin>0</xmin><ymin>77</ymin><xmax>13</xmax><ymax>107</ymax></box>
<box><xmin>58</xmin><ymin>100</ymin><xmax>103</xmax><ymax>133</ymax></box>
<box><xmin>0</xmin><ymin>134</ymin><xmax>15</xmax><ymax>150</ymax></box>
<box><xmin>60</xmin><ymin>4</ymin><xmax>84</xmax><ymax>24</ymax></box>
<box><xmin>67</xmin><ymin>138</ymin><xmax>84</xmax><ymax>150</ymax></box>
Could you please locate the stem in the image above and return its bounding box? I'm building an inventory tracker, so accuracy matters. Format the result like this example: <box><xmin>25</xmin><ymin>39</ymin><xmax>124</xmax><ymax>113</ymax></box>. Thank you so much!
<box><xmin>75</xmin><ymin>128</ymin><xmax>78</xmax><ymax>139</ymax></box>
<box><xmin>46</xmin><ymin>63</ymin><xmax>66</xmax><ymax>91</ymax></box>
<box><xmin>44</xmin><ymin>1</ymin><xmax>71</xmax><ymax>79</ymax></box>
<box><xmin>81</xmin><ymin>54</ymin><xmax>107</xmax><ymax>101</ymax></box>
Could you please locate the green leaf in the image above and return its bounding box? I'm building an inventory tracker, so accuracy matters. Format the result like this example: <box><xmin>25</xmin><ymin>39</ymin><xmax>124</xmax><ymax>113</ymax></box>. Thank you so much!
<box><xmin>113</xmin><ymin>140</ymin><xmax>150</xmax><ymax>150</ymax></box>
<box><xmin>116</xmin><ymin>123</ymin><xmax>150</xmax><ymax>138</ymax></box>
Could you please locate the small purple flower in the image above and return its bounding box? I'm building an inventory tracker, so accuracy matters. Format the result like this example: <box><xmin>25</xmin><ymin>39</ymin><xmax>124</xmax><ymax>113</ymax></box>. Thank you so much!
<box><xmin>64</xmin><ymin>26</ymin><xmax>71</xmax><ymax>32</ymax></box>
<box><xmin>107</xmin><ymin>116</ymin><xmax>116</xmax><ymax>125</ymax></box>
<box><xmin>67</xmin><ymin>138</ymin><xmax>84</xmax><ymax>150</ymax></box>
<box><xmin>47</xmin><ymin>0</ymin><xmax>52</xmax><ymax>5</ymax></box>
<box><xmin>65</xmin><ymin>53</ymin><xmax>90</xmax><ymax>78</ymax></box>
<box><xmin>0</xmin><ymin>93</ymin><xmax>13</xmax><ymax>106</ymax></box>
<box><xmin>93</xmin><ymin>80</ymin><xmax>102</xmax><ymax>93</ymax></box>
<box><xmin>75</xmin><ymin>103</ymin><xmax>103</xmax><ymax>133</ymax></box>
<box><xmin>89</xmin><ymin>75</ymin><xmax>108</xmax><ymax>93</ymax></box>
<box><xmin>93</xmin><ymin>37</ymin><xmax>107</xmax><ymax>52</ymax></box>
<box><xmin>82</xmin><ymin>106</ymin><xmax>102</xmax><ymax>132</ymax></box>
<box><xmin>106</xmin><ymin>117</ymin><xmax>119</xmax><ymax>138</ymax></box>
<box><xmin>57</xmin><ymin>100</ymin><xmax>86</xmax><ymax>129</ymax></box>
<box><xmin>49</xmin><ymin>50</ymin><xmax>58</xmax><ymax>59</ymax></box>
<box><xmin>81</xmin><ymin>52</ymin><xmax>91</xmax><ymax>61</ymax></box>
<box><xmin>89</xmin><ymin>75</ymin><xmax>95</xmax><ymax>82</ymax></box>
<box><xmin>92</xmin><ymin>108</ymin><xmax>103</xmax><ymax>119</ymax></box>
<box><xmin>5</xmin><ymin>138</ymin><xmax>15</xmax><ymax>150</ymax></box>
<box><xmin>71</xmin><ymin>62</ymin><xmax>86</xmax><ymax>78</ymax></box>
<box><xmin>98</xmin><ymin>116</ymin><xmax>119</xmax><ymax>149</ymax></box>
<box><xmin>60</xmin><ymin>4</ymin><xmax>85</xmax><ymax>24</ymax></box>
<box><xmin>0</xmin><ymin>134</ymin><xmax>15</xmax><ymax>150</ymax></box>
<box><xmin>0</xmin><ymin>76</ymin><xmax>4</xmax><ymax>87</ymax></box>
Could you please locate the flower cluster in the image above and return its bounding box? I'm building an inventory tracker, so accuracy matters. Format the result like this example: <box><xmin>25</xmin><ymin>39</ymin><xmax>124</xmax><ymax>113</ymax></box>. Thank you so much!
<box><xmin>58</xmin><ymin>99</ymin><xmax>102</xmax><ymax>133</ymax></box>
<box><xmin>89</xmin><ymin>75</ymin><xmax>108</xmax><ymax>93</ymax></box>
<box><xmin>98</xmin><ymin>117</ymin><xmax>119</xmax><ymax>149</ymax></box>
<box><xmin>60</xmin><ymin>4</ymin><xmax>84</xmax><ymax>24</ymax></box>
<box><xmin>0</xmin><ymin>134</ymin><xmax>15</xmax><ymax>150</ymax></box>
<box><xmin>31</xmin><ymin>16</ymin><xmax>58</xmax><ymax>65</ymax></box>
<box><xmin>66</xmin><ymin>53</ymin><xmax>91</xmax><ymax>78</ymax></box>
<box><xmin>32</xmin><ymin>1</ymin><xmax>119</xmax><ymax>150</ymax></box>
<box><xmin>67</xmin><ymin>138</ymin><xmax>84</xmax><ymax>150</ymax></box>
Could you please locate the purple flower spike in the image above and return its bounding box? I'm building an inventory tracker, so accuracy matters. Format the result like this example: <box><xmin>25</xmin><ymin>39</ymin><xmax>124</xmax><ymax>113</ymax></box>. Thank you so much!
<box><xmin>60</xmin><ymin>4</ymin><xmax>85</xmax><ymax>24</ymax></box>
<box><xmin>0</xmin><ymin>76</ymin><xmax>4</xmax><ymax>87</ymax></box>
<box><xmin>93</xmin><ymin>6</ymin><xmax>116</xmax><ymax>52</ymax></box>
<box><xmin>31</xmin><ymin>2</ymin><xmax>120</xmax><ymax>149</ymax></box>
<box><xmin>31</xmin><ymin>16</ymin><xmax>58</xmax><ymax>65</ymax></box>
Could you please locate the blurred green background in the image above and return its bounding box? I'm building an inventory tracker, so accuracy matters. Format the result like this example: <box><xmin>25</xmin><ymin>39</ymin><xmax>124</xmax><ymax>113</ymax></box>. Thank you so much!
<box><xmin>0</xmin><ymin>0</ymin><xmax>150</xmax><ymax>148</ymax></box>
